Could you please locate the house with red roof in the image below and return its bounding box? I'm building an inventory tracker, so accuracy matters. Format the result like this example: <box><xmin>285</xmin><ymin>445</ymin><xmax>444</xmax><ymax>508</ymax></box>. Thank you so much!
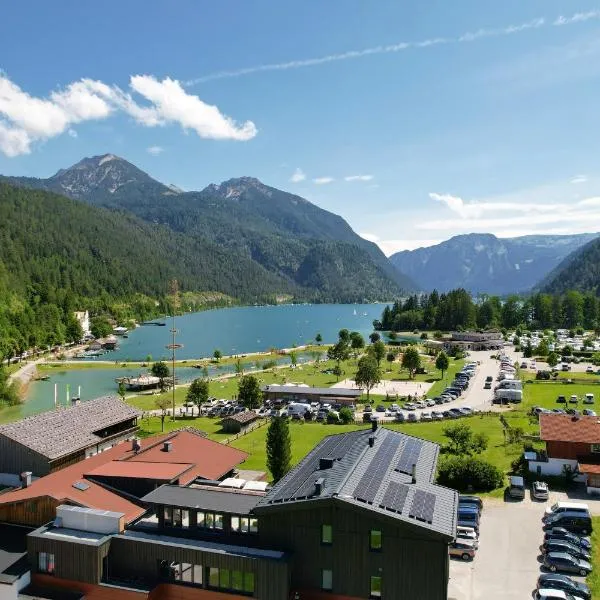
<box><xmin>531</xmin><ymin>413</ymin><xmax>600</xmax><ymax>494</ymax></box>
<box><xmin>0</xmin><ymin>429</ymin><xmax>249</xmax><ymax>527</ymax></box>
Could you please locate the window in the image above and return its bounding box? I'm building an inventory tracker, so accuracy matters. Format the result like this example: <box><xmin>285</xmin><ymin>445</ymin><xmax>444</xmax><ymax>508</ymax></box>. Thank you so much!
<box><xmin>207</xmin><ymin>567</ymin><xmax>255</xmax><ymax>593</ymax></box>
<box><xmin>219</xmin><ymin>568</ymin><xmax>230</xmax><ymax>588</ymax></box>
<box><xmin>244</xmin><ymin>572</ymin><xmax>255</xmax><ymax>593</ymax></box>
<box><xmin>193</xmin><ymin>564</ymin><xmax>203</xmax><ymax>584</ymax></box>
<box><xmin>321</xmin><ymin>524</ymin><xmax>333</xmax><ymax>545</ymax></box>
<box><xmin>38</xmin><ymin>552</ymin><xmax>55</xmax><ymax>574</ymax></box>
<box><xmin>370</xmin><ymin>530</ymin><xmax>382</xmax><ymax>551</ymax></box>
<box><xmin>591</xmin><ymin>444</ymin><xmax>600</xmax><ymax>454</ymax></box>
<box><xmin>215</xmin><ymin>513</ymin><xmax>224</xmax><ymax>530</ymax></box>
<box><xmin>173</xmin><ymin>508</ymin><xmax>182</xmax><ymax>527</ymax></box>
<box><xmin>209</xmin><ymin>567</ymin><xmax>219</xmax><ymax>588</ymax></box>
<box><xmin>231</xmin><ymin>570</ymin><xmax>244</xmax><ymax>591</ymax></box>
<box><xmin>370</xmin><ymin>575</ymin><xmax>382</xmax><ymax>598</ymax></box>
<box><xmin>181</xmin><ymin>562</ymin><xmax>192</xmax><ymax>582</ymax></box>
<box><xmin>232</xmin><ymin>515</ymin><xmax>259</xmax><ymax>534</ymax></box>
<box><xmin>182</xmin><ymin>509</ymin><xmax>189</xmax><ymax>527</ymax></box>
<box><xmin>164</xmin><ymin>506</ymin><xmax>173</xmax><ymax>526</ymax></box>
<box><xmin>322</xmin><ymin>569</ymin><xmax>333</xmax><ymax>591</ymax></box>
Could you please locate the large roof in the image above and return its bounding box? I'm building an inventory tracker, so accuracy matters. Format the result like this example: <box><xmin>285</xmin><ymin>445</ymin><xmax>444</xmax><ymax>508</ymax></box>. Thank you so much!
<box><xmin>261</xmin><ymin>384</ymin><xmax>361</xmax><ymax>397</ymax></box>
<box><xmin>0</xmin><ymin>429</ymin><xmax>249</xmax><ymax>523</ymax></box>
<box><xmin>256</xmin><ymin>427</ymin><xmax>457</xmax><ymax>539</ymax></box>
<box><xmin>0</xmin><ymin>396</ymin><xmax>140</xmax><ymax>460</ymax></box>
<box><xmin>540</xmin><ymin>414</ymin><xmax>600</xmax><ymax>444</ymax></box>
<box><xmin>142</xmin><ymin>484</ymin><xmax>263</xmax><ymax>514</ymax></box>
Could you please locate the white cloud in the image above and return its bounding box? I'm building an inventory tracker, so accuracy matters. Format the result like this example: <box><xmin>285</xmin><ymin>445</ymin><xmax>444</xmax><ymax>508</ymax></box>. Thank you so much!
<box><xmin>0</xmin><ymin>73</ymin><xmax>257</xmax><ymax>156</ymax></box>
<box><xmin>345</xmin><ymin>175</ymin><xmax>373</xmax><ymax>182</ymax></box>
<box><xmin>185</xmin><ymin>10</ymin><xmax>595</xmax><ymax>85</ymax></box>
<box><xmin>67</xmin><ymin>128</ymin><xmax>78</xmax><ymax>138</ymax></box>
<box><xmin>570</xmin><ymin>175</ymin><xmax>588</xmax><ymax>184</ymax></box>
<box><xmin>289</xmin><ymin>168</ymin><xmax>306</xmax><ymax>183</ymax></box>
<box><xmin>146</xmin><ymin>145</ymin><xmax>164</xmax><ymax>155</ymax></box>
<box><xmin>359</xmin><ymin>232</ymin><xmax>380</xmax><ymax>243</ymax></box>
<box><xmin>313</xmin><ymin>177</ymin><xmax>334</xmax><ymax>185</ymax></box>
<box><xmin>379</xmin><ymin>239</ymin><xmax>443</xmax><ymax>255</ymax></box>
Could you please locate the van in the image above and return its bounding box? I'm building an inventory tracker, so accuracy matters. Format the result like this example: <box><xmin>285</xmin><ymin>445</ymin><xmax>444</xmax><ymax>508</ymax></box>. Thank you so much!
<box><xmin>544</xmin><ymin>502</ymin><xmax>589</xmax><ymax>517</ymax></box>
<box><xmin>287</xmin><ymin>402</ymin><xmax>312</xmax><ymax>417</ymax></box>
<box><xmin>543</xmin><ymin>511</ymin><xmax>593</xmax><ymax>535</ymax></box>
<box><xmin>496</xmin><ymin>379</ymin><xmax>523</xmax><ymax>391</ymax></box>
<box><xmin>584</xmin><ymin>393</ymin><xmax>594</xmax><ymax>404</ymax></box>
<box><xmin>508</xmin><ymin>475</ymin><xmax>525</xmax><ymax>499</ymax></box>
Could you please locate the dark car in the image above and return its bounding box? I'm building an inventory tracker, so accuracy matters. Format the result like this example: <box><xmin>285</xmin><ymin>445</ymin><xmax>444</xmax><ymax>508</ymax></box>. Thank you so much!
<box><xmin>537</xmin><ymin>573</ymin><xmax>591</xmax><ymax>600</ymax></box>
<box><xmin>557</xmin><ymin>395</ymin><xmax>566</xmax><ymax>404</ymax></box>
<box><xmin>375</xmin><ymin>404</ymin><xmax>386</xmax><ymax>413</ymax></box>
<box><xmin>543</xmin><ymin>512</ymin><xmax>593</xmax><ymax>536</ymax></box>
<box><xmin>543</xmin><ymin>552</ymin><xmax>592</xmax><ymax>576</ymax></box>
<box><xmin>484</xmin><ymin>381</ymin><xmax>492</xmax><ymax>389</ymax></box>
<box><xmin>542</xmin><ymin>540</ymin><xmax>591</xmax><ymax>562</ymax></box>
<box><xmin>544</xmin><ymin>528</ymin><xmax>591</xmax><ymax>551</ymax></box>
<box><xmin>459</xmin><ymin>495</ymin><xmax>483</xmax><ymax>510</ymax></box>
<box><xmin>459</xmin><ymin>499</ymin><xmax>482</xmax><ymax>514</ymax></box>
<box><xmin>448</xmin><ymin>408</ymin><xmax>463</xmax><ymax>418</ymax></box>
<box><xmin>485</xmin><ymin>376</ymin><xmax>493</xmax><ymax>382</ymax></box>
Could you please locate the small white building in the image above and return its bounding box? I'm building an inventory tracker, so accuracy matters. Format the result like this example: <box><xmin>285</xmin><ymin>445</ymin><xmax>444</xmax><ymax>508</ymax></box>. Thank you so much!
<box><xmin>74</xmin><ymin>310</ymin><xmax>91</xmax><ymax>337</ymax></box>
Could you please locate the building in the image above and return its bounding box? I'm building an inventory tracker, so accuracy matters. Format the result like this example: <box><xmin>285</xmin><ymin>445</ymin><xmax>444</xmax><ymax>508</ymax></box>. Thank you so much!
<box><xmin>74</xmin><ymin>311</ymin><xmax>91</xmax><ymax>338</ymax></box>
<box><xmin>444</xmin><ymin>331</ymin><xmax>503</xmax><ymax>352</ymax></box>
<box><xmin>529</xmin><ymin>414</ymin><xmax>600</xmax><ymax>493</ymax></box>
<box><xmin>221</xmin><ymin>411</ymin><xmax>261</xmax><ymax>434</ymax></box>
<box><xmin>0</xmin><ymin>428</ymin><xmax>249</xmax><ymax>528</ymax></box>
<box><xmin>261</xmin><ymin>384</ymin><xmax>362</xmax><ymax>406</ymax></box>
<box><xmin>0</xmin><ymin>396</ymin><xmax>140</xmax><ymax>476</ymax></box>
<box><xmin>0</xmin><ymin>523</ymin><xmax>32</xmax><ymax>600</ymax></box>
<box><xmin>21</xmin><ymin>424</ymin><xmax>457</xmax><ymax>600</ymax></box>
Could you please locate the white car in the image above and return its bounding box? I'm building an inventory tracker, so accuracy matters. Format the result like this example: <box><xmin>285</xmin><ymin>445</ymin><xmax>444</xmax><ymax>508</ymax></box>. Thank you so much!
<box><xmin>586</xmin><ymin>366</ymin><xmax>595</xmax><ymax>374</ymax></box>
<box><xmin>420</xmin><ymin>412</ymin><xmax>432</xmax><ymax>421</ymax></box>
<box><xmin>390</xmin><ymin>403</ymin><xmax>400</xmax><ymax>412</ymax></box>
<box><xmin>404</xmin><ymin>403</ymin><xmax>416</xmax><ymax>411</ymax></box>
<box><xmin>426</xmin><ymin>399</ymin><xmax>435</xmax><ymax>407</ymax></box>
<box><xmin>415</xmin><ymin>400</ymin><xmax>426</xmax><ymax>409</ymax></box>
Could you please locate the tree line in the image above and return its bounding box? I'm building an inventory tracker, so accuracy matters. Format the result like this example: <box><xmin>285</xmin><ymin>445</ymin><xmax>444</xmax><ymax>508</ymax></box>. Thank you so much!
<box><xmin>375</xmin><ymin>288</ymin><xmax>600</xmax><ymax>333</ymax></box>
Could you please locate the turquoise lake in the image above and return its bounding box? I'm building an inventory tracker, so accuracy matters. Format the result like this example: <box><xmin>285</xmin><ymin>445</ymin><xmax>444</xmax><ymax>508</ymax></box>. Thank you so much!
<box><xmin>22</xmin><ymin>303</ymin><xmax>389</xmax><ymax>417</ymax></box>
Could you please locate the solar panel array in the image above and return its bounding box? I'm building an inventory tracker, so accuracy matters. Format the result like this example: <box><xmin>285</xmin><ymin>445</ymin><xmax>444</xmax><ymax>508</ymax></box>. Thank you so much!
<box><xmin>379</xmin><ymin>481</ymin><xmax>410</xmax><ymax>514</ymax></box>
<box><xmin>409</xmin><ymin>489</ymin><xmax>436</xmax><ymax>524</ymax></box>
<box><xmin>353</xmin><ymin>435</ymin><xmax>401</xmax><ymax>504</ymax></box>
<box><xmin>268</xmin><ymin>433</ymin><xmax>362</xmax><ymax>503</ymax></box>
<box><xmin>396</xmin><ymin>438</ymin><xmax>423</xmax><ymax>475</ymax></box>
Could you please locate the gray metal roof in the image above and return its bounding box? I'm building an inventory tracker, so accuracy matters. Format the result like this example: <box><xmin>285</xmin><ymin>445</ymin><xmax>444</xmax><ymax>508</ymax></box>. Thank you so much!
<box><xmin>261</xmin><ymin>385</ymin><xmax>361</xmax><ymax>397</ymax></box>
<box><xmin>256</xmin><ymin>427</ymin><xmax>458</xmax><ymax>539</ymax></box>
<box><xmin>142</xmin><ymin>484</ymin><xmax>262</xmax><ymax>515</ymax></box>
<box><xmin>0</xmin><ymin>396</ymin><xmax>141</xmax><ymax>460</ymax></box>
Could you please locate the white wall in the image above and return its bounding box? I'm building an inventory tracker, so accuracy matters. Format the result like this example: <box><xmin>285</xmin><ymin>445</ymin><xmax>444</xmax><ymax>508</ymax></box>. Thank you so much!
<box><xmin>0</xmin><ymin>570</ymin><xmax>30</xmax><ymax>600</ymax></box>
<box><xmin>528</xmin><ymin>458</ymin><xmax>578</xmax><ymax>477</ymax></box>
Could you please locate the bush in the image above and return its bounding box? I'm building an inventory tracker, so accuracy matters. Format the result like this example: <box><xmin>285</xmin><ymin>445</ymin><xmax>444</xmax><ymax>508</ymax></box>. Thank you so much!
<box><xmin>535</xmin><ymin>370</ymin><xmax>551</xmax><ymax>380</ymax></box>
<box><xmin>326</xmin><ymin>411</ymin><xmax>340</xmax><ymax>424</ymax></box>
<box><xmin>437</xmin><ymin>456</ymin><xmax>504</xmax><ymax>492</ymax></box>
<box><xmin>339</xmin><ymin>406</ymin><xmax>353</xmax><ymax>424</ymax></box>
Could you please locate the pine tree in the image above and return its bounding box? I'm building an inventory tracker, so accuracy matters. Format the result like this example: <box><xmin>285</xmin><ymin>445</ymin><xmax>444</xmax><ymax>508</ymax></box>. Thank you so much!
<box><xmin>266</xmin><ymin>416</ymin><xmax>292</xmax><ymax>483</ymax></box>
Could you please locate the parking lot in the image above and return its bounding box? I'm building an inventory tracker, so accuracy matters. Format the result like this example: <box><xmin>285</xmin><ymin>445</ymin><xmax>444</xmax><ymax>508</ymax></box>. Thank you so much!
<box><xmin>449</xmin><ymin>491</ymin><xmax>599</xmax><ymax>600</ymax></box>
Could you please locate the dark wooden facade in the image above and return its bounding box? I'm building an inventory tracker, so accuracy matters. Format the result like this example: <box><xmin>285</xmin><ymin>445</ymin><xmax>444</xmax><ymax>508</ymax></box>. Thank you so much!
<box><xmin>547</xmin><ymin>440</ymin><xmax>597</xmax><ymax>460</ymax></box>
<box><xmin>0</xmin><ymin>494</ymin><xmax>60</xmax><ymax>527</ymax></box>
<box><xmin>256</xmin><ymin>499</ymin><xmax>450</xmax><ymax>600</ymax></box>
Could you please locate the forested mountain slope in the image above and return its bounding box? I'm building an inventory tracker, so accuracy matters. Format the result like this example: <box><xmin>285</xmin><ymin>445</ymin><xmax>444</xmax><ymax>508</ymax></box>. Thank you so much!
<box><xmin>540</xmin><ymin>237</ymin><xmax>600</xmax><ymax>295</ymax></box>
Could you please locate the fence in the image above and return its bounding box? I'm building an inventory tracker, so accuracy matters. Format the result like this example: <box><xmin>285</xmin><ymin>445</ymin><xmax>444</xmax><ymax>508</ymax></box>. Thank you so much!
<box><xmin>221</xmin><ymin>417</ymin><xmax>269</xmax><ymax>445</ymax></box>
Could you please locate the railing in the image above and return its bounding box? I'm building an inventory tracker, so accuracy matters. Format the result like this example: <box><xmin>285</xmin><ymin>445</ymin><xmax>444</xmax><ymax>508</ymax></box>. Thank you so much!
<box><xmin>221</xmin><ymin>418</ymin><xmax>269</xmax><ymax>445</ymax></box>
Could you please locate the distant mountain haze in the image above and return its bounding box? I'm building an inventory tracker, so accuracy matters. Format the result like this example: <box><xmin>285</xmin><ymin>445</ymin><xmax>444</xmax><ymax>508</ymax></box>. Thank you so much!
<box><xmin>389</xmin><ymin>233</ymin><xmax>599</xmax><ymax>295</ymax></box>
<box><xmin>1</xmin><ymin>154</ymin><xmax>415</xmax><ymax>302</ymax></box>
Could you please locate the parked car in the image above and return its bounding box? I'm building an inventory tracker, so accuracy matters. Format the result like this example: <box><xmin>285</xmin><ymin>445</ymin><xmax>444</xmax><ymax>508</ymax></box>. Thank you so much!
<box><xmin>544</xmin><ymin>528</ymin><xmax>592</xmax><ymax>551</ymax></box>
<box><xmin>536</xmin><ymin>589</ymin><xmax>586</xmax><ymax>600</ymax></box>
<box><xmin>394</xmin><ymin>412</ymin><xmax>405</xmax><ymax>423</ymax></box>
<box><xmin>448</xmin><ymin>540</ymin><xmax>476</xmax><ymax>561</ymax></box>
<box><xmin>407</xmin><ymin>412</ymin><xmax>418</xmax><ymax>422</ymax></box>
<box><xmin>485</xmin><ymin>375</ymin><xmax>493</xmax><ymax>382</ymax></box>
<box><xmin>542</xmin><ymin>540</ymin><xmax>591</xmax><ymax>562</ymax></box>
<box><xmin>431</xmin><ymin>411</ymin><xmax>443</xmax><ymax>420</ymax></box>
<box><xmin>363</xmin><ymin>405</ymin><xmax>373</xmax><ymax>413</ymax></box>
<box><xmin>582</xmin><ymin>409</ymin><xmax>597</xmax><ymax>416</ymax></box>
<box><xmin>415</xmin><ymin>400</ymin><xmax>427</xmax><ymax>409</ymax></box>
<box><xmin>586</xmin><ymin>366</ymin><xmax>595</xmax><ymax>374</ymax></box>
<box><xmin>459</xmin><ymin>495</ymin><xmax>483</xmax><ymax>510</ymax></box>
<box><xmin>456</xmin><ymin>525</ymin><xmax>479</xmax><ymax>543</ymax></box>
<box><xmin>389</xmin><ymin>403</ymin><xmax>400</xmax><ymax>412</ymax></box>
<box><xmin>543</xmin><ymin>552</ymin><xmax>592</xmax><ymax>576</ymax></box>
<box><xmin>545</xmin><ymin>502</ymin><xmax>590</xmax><ymax>518</ymax></box>
<box><xmin>448</xmin><ymin>408</ymin><xmax>463</xmax><ymax>418</ymax></box>
<box><xmin>458</xmin><ymin>407</ymin><xmax>473</xmax><ymax>416</ymax></box>
<box><xmin>375</xmin><ymin>404</ymin><xmax>386</xmax><ymax>413</ymax></box>
<box><xmin>458</xmin><ymin>498</ymin><xmax>481</xmax><ymax>514</ymax></box>
<box><xmin>404</xmin><ymin>402</ymin><xmax>416</xmax><ymax>411</ymax></box>
<box><xmin>532</xmin><ymin>481</ymin><xmax>549</xmax><ymax>501</ymax></box>
<box><xmin>426</xmin><ymin>399</ymin><xmax>436</xmax><ymax>407</ymax></box>
<box><xmin>520</xmin><ymin>362</ymin><xmax>528</xmax><ymax>368</ymax></box>
<box><xmin>484</xmin><ymin>381</ymin><xmax>492</xmax><ymax>389</ymax></box>
<box><xmin>543</xmin><ymin>512</ymin><xmax>593</xmax><ymax>536</ymax></box>
<box><xmin>508</xmin><ymin>475</ymin><xmax>525</xmax><ymax>499</ymax></box>
<box><xmin>584</xmin><ymin>393</ymin><xmax>594</xmax><ymax>404</ymax></box>
<box><xmin>569</xmin><ymin>395</ymin><xmax>579</xmax><ymax>404</ymax></box>
<box><xmin>420</xmin><ymin>412</ymin><xmax>432</xmax><ymax>422</ymax></box>
<box><xmin>537</xmin><ymin>573</ymin><xmax>591</xmax><ymax>600</ymax></box>
<box><xmin>557</xmin><ymin>395</ymin><xmax>567</xmax><ymax>404</ymax></box>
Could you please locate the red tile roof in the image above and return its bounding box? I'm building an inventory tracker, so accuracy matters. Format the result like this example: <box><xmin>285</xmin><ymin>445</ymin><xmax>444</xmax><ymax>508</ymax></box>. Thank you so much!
<box><xmin>127</xmin><ymin>431</ymin><xmax>248</xmax><ymax>483</ymax></box>
<box><xmin>540</xmin><ymin>414</ymin><xmax>600</xmax><ymax>444</ymax></box>
<box><xmin>0</xmin><ymin>429</ymin><xmax>249</xmax><ymax>521</ymax></box>
<box><xmin>86</xmin><ymin>460</ymin><xmax>194</xmax><ymax>481</ymax></box>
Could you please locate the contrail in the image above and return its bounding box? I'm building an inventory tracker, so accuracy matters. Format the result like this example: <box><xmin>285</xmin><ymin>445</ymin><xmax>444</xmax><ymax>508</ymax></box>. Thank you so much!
<box><xmin>185</xmin><ymin>9</ymin><xmax>600</xmax><ymax>86</ymax></box>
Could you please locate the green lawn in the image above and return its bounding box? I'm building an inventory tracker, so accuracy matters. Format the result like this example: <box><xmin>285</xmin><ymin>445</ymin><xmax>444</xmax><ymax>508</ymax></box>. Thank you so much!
<box><xmin>587</xmin><ymin>517</ymin><xmax>600</xmax><ymax>598</ymax></box>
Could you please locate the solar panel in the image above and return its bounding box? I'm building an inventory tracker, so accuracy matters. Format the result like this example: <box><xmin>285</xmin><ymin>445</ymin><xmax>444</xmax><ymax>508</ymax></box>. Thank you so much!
<box><xmin>353</xmin><ymin>434</ymin><xmax>401</xmax><ymax>504</ymax></box>
<box><xmin>379</xmin><ymin>481</ymin><xmax>409</xmax><ymax>514</ymax></box>
<box><xmin>409</xmin><ymin>489</ymin><xmax>436</xmax><ymax>524</ymax></box>
<box><xmin>396</xmin><ymin>438</ymin><xmax>423</xmax><ymax>475</ymax></box>
<box><xmin>72</xmin><ymin>480</ymin><xmax>90</xmax><ymax>491</ymax></box>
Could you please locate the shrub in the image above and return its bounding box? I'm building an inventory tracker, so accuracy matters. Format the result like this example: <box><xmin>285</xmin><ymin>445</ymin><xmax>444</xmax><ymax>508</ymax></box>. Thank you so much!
<box><xmin>437</xmin><ymin>456</ymin><xmax>504</xmax><ymax>492</ymax></box>
<box><xmin>339</xmin><ymin>406</ymin><xmax>353</xmax><ymax>424</ymax></box>
<box><xmin>326</xmin><ymin>411</ymin><xmax>340</xmax><ymax>424</ymax></box>
<box><xmin>535</xmin><ymin>370</ymin><xmax>551</xmax><ymax>380</ymax></box>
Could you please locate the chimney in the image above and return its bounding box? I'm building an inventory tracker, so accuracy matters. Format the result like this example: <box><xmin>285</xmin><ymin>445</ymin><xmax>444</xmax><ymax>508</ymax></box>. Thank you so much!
<box><xmin>411</xmin><ymin>463</ymin><xmax>417</xmax><ymax>484</ymax></box>
<box><xmin>368</xmin><ymin>435</ymin><xmax>375</xmax><ymax>448</ymax></box>
<box><xmin>314</xmin><ymin>477</ymin><xmax>325</xmax><ymax>496</ymax></box>
<box><xmin>371</xmin><ymin>419</ymin><xmax>378</xmax><ymax>433</ymax></box>
<box><xmin>163</xmin><ymin>441</ymin><xmax>172</xmax><ymax>452</ymax></box>
<box><xmin>131</xmin><ymin>438</ymin><xmax>141</xmax><ymax>453</ymax></box>
<box><xmin>319</xmin><ymin>457</ymin><xmax>334</xmax><ymax>470</ymax></box>
<box><xmin>21</xmin><ymin>471</ymin><xmax>32</xmax><ymax>488</ymax></box>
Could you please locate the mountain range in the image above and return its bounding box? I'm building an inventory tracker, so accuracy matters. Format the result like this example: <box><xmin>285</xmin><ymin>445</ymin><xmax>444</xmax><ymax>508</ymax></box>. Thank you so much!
<box><xmin>1</xmin><ymin>155</ymin><xmax>413</xmax><ymax>303</ymax></box>
<box><xmin>389</xmin><ymin>233</ymin><xmax>599</xmax><ymax>295</ymax></box>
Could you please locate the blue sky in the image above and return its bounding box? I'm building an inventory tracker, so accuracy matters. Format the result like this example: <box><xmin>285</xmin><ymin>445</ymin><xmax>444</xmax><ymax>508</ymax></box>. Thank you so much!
<box><xmin>1</xmin><ymin>1</ymin><xmax>600</xmax><ymax>254</ymax></box>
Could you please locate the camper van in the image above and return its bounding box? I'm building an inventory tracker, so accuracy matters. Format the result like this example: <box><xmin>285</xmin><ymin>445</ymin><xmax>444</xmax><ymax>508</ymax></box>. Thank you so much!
<box><xmin>287</xmin><ymin>403</ymin><xmax>312</xmax><ymax>418</ymax></box>
<box><xmin>494</xmin><ymin>389</ymin><xmax>523</xmax><ymax>403</ymax></box>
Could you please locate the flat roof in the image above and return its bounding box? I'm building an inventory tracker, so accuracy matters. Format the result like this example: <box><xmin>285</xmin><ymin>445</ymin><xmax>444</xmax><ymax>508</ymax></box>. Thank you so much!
<box><xmin>119</xmin><ymin>529</ymin><xmax>287</xmax><ymax>561</ymax></box>
<box><xmin>142</xmin><ymin>484</ymin><xmax>263</xmax><ymax>515</ymax></box>
<box><xmin>0</xmin><ymin>523</ymin><xmax>32</xmax><ymax>581</ymax></box>
<box><xmin>30</xmin><ymin>526</ymin><xmax>109</xmax><ymax>546</ymax></box>
<box><xmin>86</xmin><ymin>460</ymin><xmax>194</xmax><ymax>481</ymax></box>
<box><xmin>261</xmin><ymin>385</ymin><xmax>361</xmax><ymax>397</ymax></box>
<box><xmin>0</xmin><ymin>396</ymin><xmax>140</xmax><ymax>460</ymax></box>
<box><xmin>256</xmin><ymin>428</ymin><xmax>457</xmax><ymax>539</ymax></box>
